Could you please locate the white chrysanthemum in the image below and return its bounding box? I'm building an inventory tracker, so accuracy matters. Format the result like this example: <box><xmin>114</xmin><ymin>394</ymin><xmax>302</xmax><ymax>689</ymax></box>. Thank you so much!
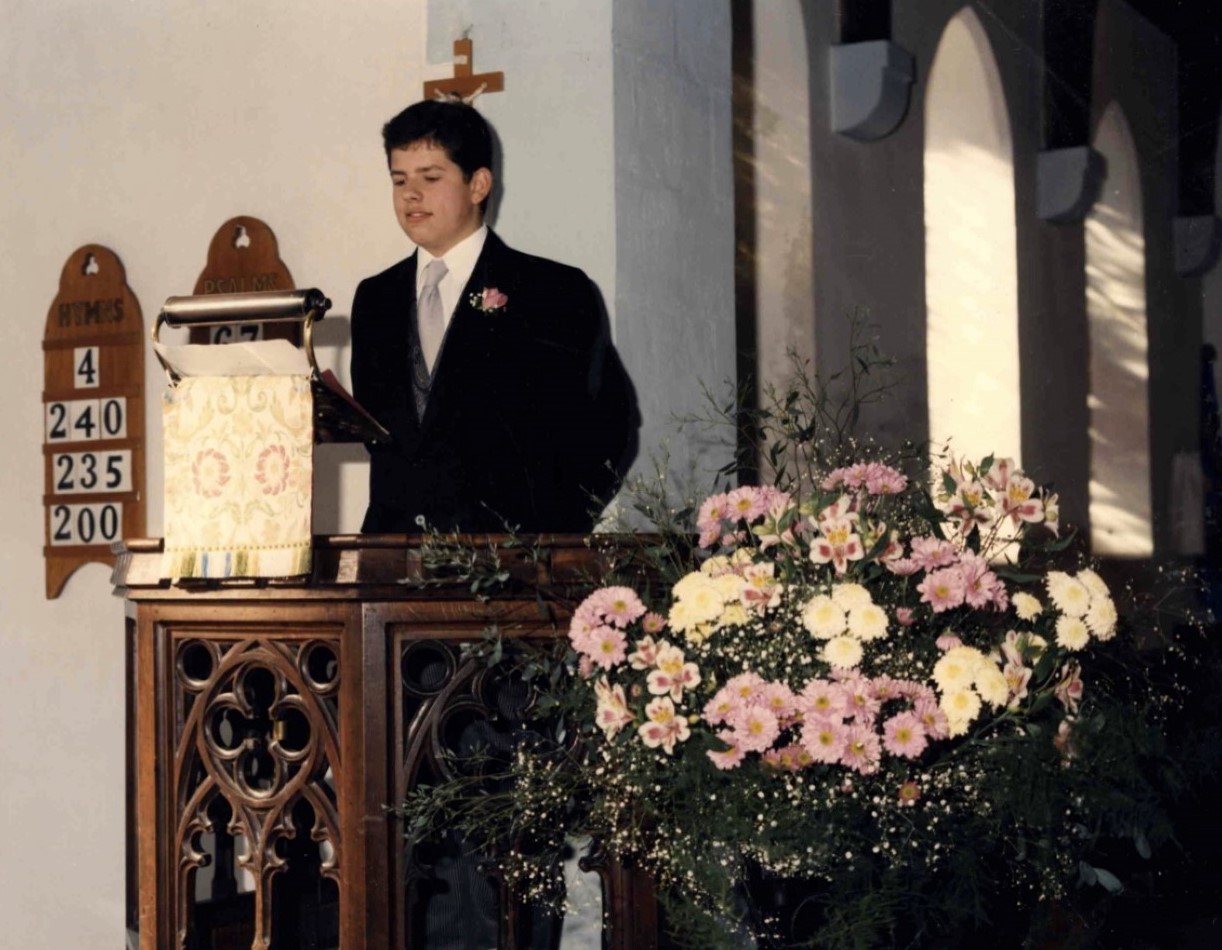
<box><xmin>721</xmin><ymin>603</ymin><xmax>750</xmax><ymax>628</ymax></box>
<box><xmin>672</xmin><ymin>572</ymin><xmax>725</xmax><ymax>624</ymax></box>
<box><xmin>1055</xmin><ymin>615</ymin><xmax>1090</xmax><ymax>651</ymax></box>
<box><xmin>831</xmin><ymin>582</ymin><xmax>873</xmax><ymax>610</ymax></box>
<box><xmin>684</xmin><ymin>623</ymin><xmax>712</xmax><ymax>647</ymax></box>
<box><xmin>712</xmin><ymin>572</ymin><xmax>747</xmax><ymax>602</ymax></box>
<box><xmin>975</xmin><ymin>664</ymin><xmax>1010</xmax><ymax>708</ymax></box>
<box><xmin>802</xmin><ymin>595</ymin><xmax>847</xmax><ymax>640</ymax></box>
<box><xmin>932</xmin><ymin>649</ymin><xmax>981</xmax><ymax>693</ymax></box>
<box><xmin>1085</xmin><ymin>596</ymin><xmax>1117</xmax><ymax>641</ymax></box>
<box><xmin>821</xmin><ymin>635</ymin><xmax>864</xmax><ymax>669</ymax></box>
<box><xmin>940</xmin><ymin>689</ymin><xmax>982</xmax><ymax>737</ymax></box>
<box><xmin>1012</xmin><ymin>591</ymin><xmax>1043</xmax><ymax>621</ymax></box>
<box><xmin>847</xmin><ymin>604</ymin><xmax>889</xmax><ymax>641</ymax></box>
<box><xmin>1076</xmin><ymin>567</ymin><xmax>1111</xmax><ymax>599</ymax></box>
<box><xmin>667</xmin><ymin>598</ymin><xmax>700</xmax><ymax>634</ymax></box>
<box><xmin>1047</xmin><ymin>572</ymin><xmax>1090</xmax><ymax>618</ymax></box>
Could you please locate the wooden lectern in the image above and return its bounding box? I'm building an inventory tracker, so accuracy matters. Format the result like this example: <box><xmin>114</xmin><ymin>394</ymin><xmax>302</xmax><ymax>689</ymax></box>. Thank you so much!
<box><xmin>114</xmin><ymin>535</ymin><xmax>659</xmax><ymax>949</ymax></box>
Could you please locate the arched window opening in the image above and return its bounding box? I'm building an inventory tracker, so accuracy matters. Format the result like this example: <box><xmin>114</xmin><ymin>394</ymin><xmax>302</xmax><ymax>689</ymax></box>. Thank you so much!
<box><xmin>1086</xmin><ymin>102</ymin><xmax>1152</xmax><ymax>556</ymax></box>
<box><xmin>924</xmin><ymin>8</ymin><xmax>1021</xmax><ymax>469</ymax></box>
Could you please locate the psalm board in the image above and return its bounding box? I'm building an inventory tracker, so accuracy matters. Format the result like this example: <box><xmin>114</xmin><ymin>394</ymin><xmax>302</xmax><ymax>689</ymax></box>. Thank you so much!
<box><xmin>43</xmin><ymin>245</ymin><xmax>147</xmax><ymax>598</ymax></box>
<box><xmin>188</xmin><ymin>216</ymin><xmax>299</xmax><ymax>345</ymax></box>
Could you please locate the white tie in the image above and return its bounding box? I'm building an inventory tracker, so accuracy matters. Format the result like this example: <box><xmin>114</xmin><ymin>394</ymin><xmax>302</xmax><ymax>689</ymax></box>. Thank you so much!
<box><xmin>417</xmin><ymin>258</ymin><xmax>448</xmax><ymax>373</ymax></box>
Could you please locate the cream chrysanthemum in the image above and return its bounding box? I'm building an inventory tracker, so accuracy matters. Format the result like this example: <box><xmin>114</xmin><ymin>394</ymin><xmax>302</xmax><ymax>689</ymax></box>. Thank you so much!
<box><xmin>721</xmin><ymin>603</ymin><xmax>749</xmax><ymax>628</ymax></box>
<box><xmin>1076</xmin><ymin>567</ymin><xmax>1111</xmax><ymax>599</ymax></box>
<box><xmin>1047</xmin><ymin>572</ymin><xmax>1091</xmax><ymax>618</ymax></box>
<box><xmin>822</xmin><ymin>635</ymin><xmax>864</xmax><ymax>669</ymax></box>
<box><xmin>932</xmin><ymin>647</ymin><xmax>985</xmax><ymax>693</ymax></box>
<box><xmin>975</xmin><ymin>664</ymin><xmax>1009</xmax><ymax>708</ymax></box>
<box><xmin>1085</xmin><ymin>597</ymin><xmax>1117</xmax><ymax>641</ymax></box>
<box><xmin>940</xmin><ymin>689</ymin><xmax>982</xmax><ymax>737</ymax></box>
<box><xmin>672</xmin><ymin>573</ymin><xmax>726</xmax><ymax>625</ymax></box>
<box><xmin>713</xmin><ymin>572</ymin><xmax>747</xmax><ymax>602</ymax></box>
<box><xmin>1055</xmin><ymin>615</ymin><xmax>1090</xmax><ymax>651</ymax></box>
<box><xmin>831</xmin><ymin>582</ymin><xmax>873</xmax><ymax>610</ymax></box>
<box><xmin>1012</xmin><ymin>591</ymin><xmax>1043</xmax><ymax>621</ymax></box>
<box><xmin>802</xmin><ymin>595</ymin><xmax>846</xmax><ymax>640</ymax></box>
<box><xmin>847</xmin><ymin>604</ymin><xmax>889</xmax><ymax>642</ymax></box>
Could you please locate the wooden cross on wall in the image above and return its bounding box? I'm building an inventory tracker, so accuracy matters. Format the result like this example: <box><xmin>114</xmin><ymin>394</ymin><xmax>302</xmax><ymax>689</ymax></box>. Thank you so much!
<box><xmin>423</xmin><ymin>38</ymin><xmax>504</xmax><ymax>101</ymax></box>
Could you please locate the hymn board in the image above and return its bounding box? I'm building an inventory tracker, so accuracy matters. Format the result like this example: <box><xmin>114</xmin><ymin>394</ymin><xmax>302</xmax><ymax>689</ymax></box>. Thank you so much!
<box><xmin>188</xmin><ymin>216</ymin><xmax>299</xmax><ymax>345</ymax></box>
<box><xmin>42</xmin><ymin>245</ymin><xmax>146</xmax><ymax>598</ymax></box>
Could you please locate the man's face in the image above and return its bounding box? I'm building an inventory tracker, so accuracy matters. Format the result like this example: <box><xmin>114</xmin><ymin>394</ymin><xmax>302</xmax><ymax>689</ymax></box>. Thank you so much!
<box><xmin>389</xmin><ymin>142</ymin><xmax>491</xmax><ymax>257</ymax></box>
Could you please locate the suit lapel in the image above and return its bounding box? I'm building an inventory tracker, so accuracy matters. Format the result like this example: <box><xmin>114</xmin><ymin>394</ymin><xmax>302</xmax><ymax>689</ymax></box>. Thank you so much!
<box><xmin>419</xmin><ymin>232</ymin><xmax>511</xmax><ymax>431</ymax></box>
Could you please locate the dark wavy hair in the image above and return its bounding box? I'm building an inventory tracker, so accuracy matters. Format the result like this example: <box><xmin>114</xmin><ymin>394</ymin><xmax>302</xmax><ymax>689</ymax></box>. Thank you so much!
<box><xmin>382</xmin><ymin>99</ymin><xmax>494</xmax><ymax>181</ymax></box>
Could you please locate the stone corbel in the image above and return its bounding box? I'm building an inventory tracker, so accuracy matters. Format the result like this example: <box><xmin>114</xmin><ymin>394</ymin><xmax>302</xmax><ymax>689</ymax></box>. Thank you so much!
<box><xmin>830</xmin><ymin>40</ymin><xmax>915</xmax><ymax>142</ymax></box>
<box><xmin>1036</xmin><ymin>147</ymin><xmax>1106</xmax><ymax>223</ymax></box>
<box><xmin>1173</xmin><ymin>215</ymin><xmax>1221</xmax><ymax>277</ymax></box>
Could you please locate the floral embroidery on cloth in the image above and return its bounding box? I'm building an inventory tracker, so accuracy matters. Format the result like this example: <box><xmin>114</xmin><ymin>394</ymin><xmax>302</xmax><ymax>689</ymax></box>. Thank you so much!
<box><xmin>162</xmin><ymin>375</ymin><xmax>313</xmax><ymax>579</ymax></box>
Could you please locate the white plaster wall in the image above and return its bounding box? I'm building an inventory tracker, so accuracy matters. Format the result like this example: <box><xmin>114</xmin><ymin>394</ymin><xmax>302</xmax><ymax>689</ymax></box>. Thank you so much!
<box><xmin>612</xmin><ymin>0</ymin><xmax>736</xmax><ymax>501</ymax></box>
<box><xmin>753</xmin><ymin>0</ymin><xmax>815</xmax><ymax>397</ymax></box>
<box><xmin>425</xmin><ymin>0</ymin><xmax>616</xmax><ymax>302</ymax></box>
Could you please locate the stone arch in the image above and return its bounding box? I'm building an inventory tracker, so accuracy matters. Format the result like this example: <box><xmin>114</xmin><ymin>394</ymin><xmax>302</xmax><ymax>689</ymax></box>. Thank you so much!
<box><xmin>1085</xmin><ymin>101</ymin><xmax>1153</xmax><ymax>556</ymax></box>
<box><xmin>924</xmin><ymin>6</ymin><xmax>1021</xmax><ymax>466</ymax></box>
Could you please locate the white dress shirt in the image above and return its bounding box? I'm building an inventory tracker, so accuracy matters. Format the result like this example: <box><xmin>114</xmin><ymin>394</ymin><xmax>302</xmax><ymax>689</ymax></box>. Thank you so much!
<box><xmin>414</xmin><ymin>225</ymin><xmax>488</xmax><ymax>333</ymax></box>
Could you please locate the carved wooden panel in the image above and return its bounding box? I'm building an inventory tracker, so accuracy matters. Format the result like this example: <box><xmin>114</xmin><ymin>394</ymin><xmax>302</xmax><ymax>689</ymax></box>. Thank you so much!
<box><xmin>168</xmin><ymin>629</ymin><xmax>342</xmax><ymax>949</ymax></box>
<box><xmin>118</xmin><ymin>537</ymin><xmax>659</xmax><ymax>950</ymax></box>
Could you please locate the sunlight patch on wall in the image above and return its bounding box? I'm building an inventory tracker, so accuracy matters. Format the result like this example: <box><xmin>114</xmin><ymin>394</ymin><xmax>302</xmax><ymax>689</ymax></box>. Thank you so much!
<box><xmin>1086</xmin><ymin>103</ymin><xmax>1152</xmax><ymax>556</ymax></box>
<box><xmin>924</xmin><ymin>10</ymin><xmax>1021</xmax><ymax>469</ymax></box>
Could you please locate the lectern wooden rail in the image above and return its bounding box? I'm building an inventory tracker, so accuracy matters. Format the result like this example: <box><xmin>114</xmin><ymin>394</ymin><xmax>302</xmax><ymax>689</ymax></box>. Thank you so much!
<box><xmin>114</xmin><ymin>534</ymin><xmax>658</xmax><ymax>950</ymax></box>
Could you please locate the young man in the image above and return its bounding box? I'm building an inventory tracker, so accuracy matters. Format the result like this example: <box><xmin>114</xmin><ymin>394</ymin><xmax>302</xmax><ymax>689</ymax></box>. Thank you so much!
<box><xmin>351</xmin><ymin>99</ymin><xmax>636</xmax><ymax>534</ymax></box>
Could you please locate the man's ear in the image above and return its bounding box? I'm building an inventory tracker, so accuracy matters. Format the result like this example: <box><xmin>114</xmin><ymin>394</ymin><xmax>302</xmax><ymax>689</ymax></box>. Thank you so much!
<box><xmin>469</xmin><ymin>167</ymin><xmax>493</xmax><ymax>206</ymax></box>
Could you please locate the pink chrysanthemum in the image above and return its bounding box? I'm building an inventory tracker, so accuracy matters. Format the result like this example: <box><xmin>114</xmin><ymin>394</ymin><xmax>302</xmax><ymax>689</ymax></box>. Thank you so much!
<box><xmin>918</xmin><ymin>567</ymin><xmax>967</xmax><ymax>612</ymax></box>
<box><xmin>759</xmin><ymin>681</ymin><xmax>798</xmax><ymax>720</ymax></box>
<box><xmin>840</xmin><ymin>723</ymin><xmax>882</xmax><ymax>774</ymax></box>
<box><xmin>838</xmin><ymin>674</ymin><xmax>881</xmax><ymax>724</ymax></box>
<box><xmin>641</xmin><ymin>612</ymin><xmax>667</xmax><ymax>634</ymax></box>
<box><xmin>725</xmin><ymin>671</ymin><xmax>767</xmax><ymax>704</ymax></box>
<box><xmin>959</xmin><ymin>553</ymin><xmax>1005</xmax><ymax>611</ymax></box>
<box><xmin>863</xmin><ymin>463</ymin><xmax>908</xmax><ymax>495</ymax></box>
<box><xmin>696</xmin><ymin>492</ymin><xmax>731</xmax><ymax>548</ymax></box>
<box><xmin>707</xmin><ymin>732</ymin><xmax>746</xmax><ymax>770</ymax></box>
<box><xmin>592</xmin><ymin>586</ymin><xmax>647</xmax><ymax>627</ymax></box>
<box><xmin>588</xmin><ymin>626</ymin><xmax>628</xmax><ymax>670</ymax></box>
<box><xmin>799</xmin><ymin>679</ymin><xmax>848</xmax><ymax>721</ymax></box>
<box><xmin>729</xmin><ymin>704</ymin><xmax>781</xmax><ymax>753</ymax></box>
<box><xmin>909</xmin><ymin>536</ymin><xmax>958</xmax><ymax>571</ymax></box>
<box><xmin>702</xmin><ymin>686</ymin><xmax>741</xmax><ymax>726</ymax></box>
<box><xmin>801</xmin><ymin>718</ymin><xmax>848</xmax><ymax>764</ymax></box>
<box><xmin>726</xmin><ymin>485</ymin><xmax>770</xmax><ymax>522</ymax></box>
<box><xmin>886</xmin><ymin>556</ymin><xmax>922</xmax><ymax>577</ymax></box>
<box><xmin>914</xmin><ymin>696</ymin><xmax>950</xmax><ymax>740</ymax></box>
<box><xmin>882</xmin><ymin>711</ymin><xmax>929</xmax><ymax>758</ymax></box>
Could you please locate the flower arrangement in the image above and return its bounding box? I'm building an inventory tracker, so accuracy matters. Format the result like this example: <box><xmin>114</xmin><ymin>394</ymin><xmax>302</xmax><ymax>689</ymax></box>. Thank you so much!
<box><xmin>399</xmin><ymin>335</ymin><xmax>1203</xmax><ymax>947</ymax></box>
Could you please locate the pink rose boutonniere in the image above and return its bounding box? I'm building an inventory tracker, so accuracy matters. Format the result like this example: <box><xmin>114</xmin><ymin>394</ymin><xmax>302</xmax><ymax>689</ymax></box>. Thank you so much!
<box><xmin>469</xmin><ymin>287</ymin><xmax>509</xmax><ymax>313</ymax></box>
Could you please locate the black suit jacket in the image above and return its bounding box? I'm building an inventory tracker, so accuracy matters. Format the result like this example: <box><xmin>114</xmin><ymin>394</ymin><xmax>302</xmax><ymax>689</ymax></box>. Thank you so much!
<box><xmin>351</xmin><ymin>230</ymin><xmax>637</xmax><ymax>534</ymax></box>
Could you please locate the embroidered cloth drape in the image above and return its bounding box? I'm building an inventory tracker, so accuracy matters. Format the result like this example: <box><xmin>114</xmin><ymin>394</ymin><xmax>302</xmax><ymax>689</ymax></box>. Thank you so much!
<box><xmin>162</xmin><ymin>375</ymin><xmax>312</xmax><ymax>578</ymax></box>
